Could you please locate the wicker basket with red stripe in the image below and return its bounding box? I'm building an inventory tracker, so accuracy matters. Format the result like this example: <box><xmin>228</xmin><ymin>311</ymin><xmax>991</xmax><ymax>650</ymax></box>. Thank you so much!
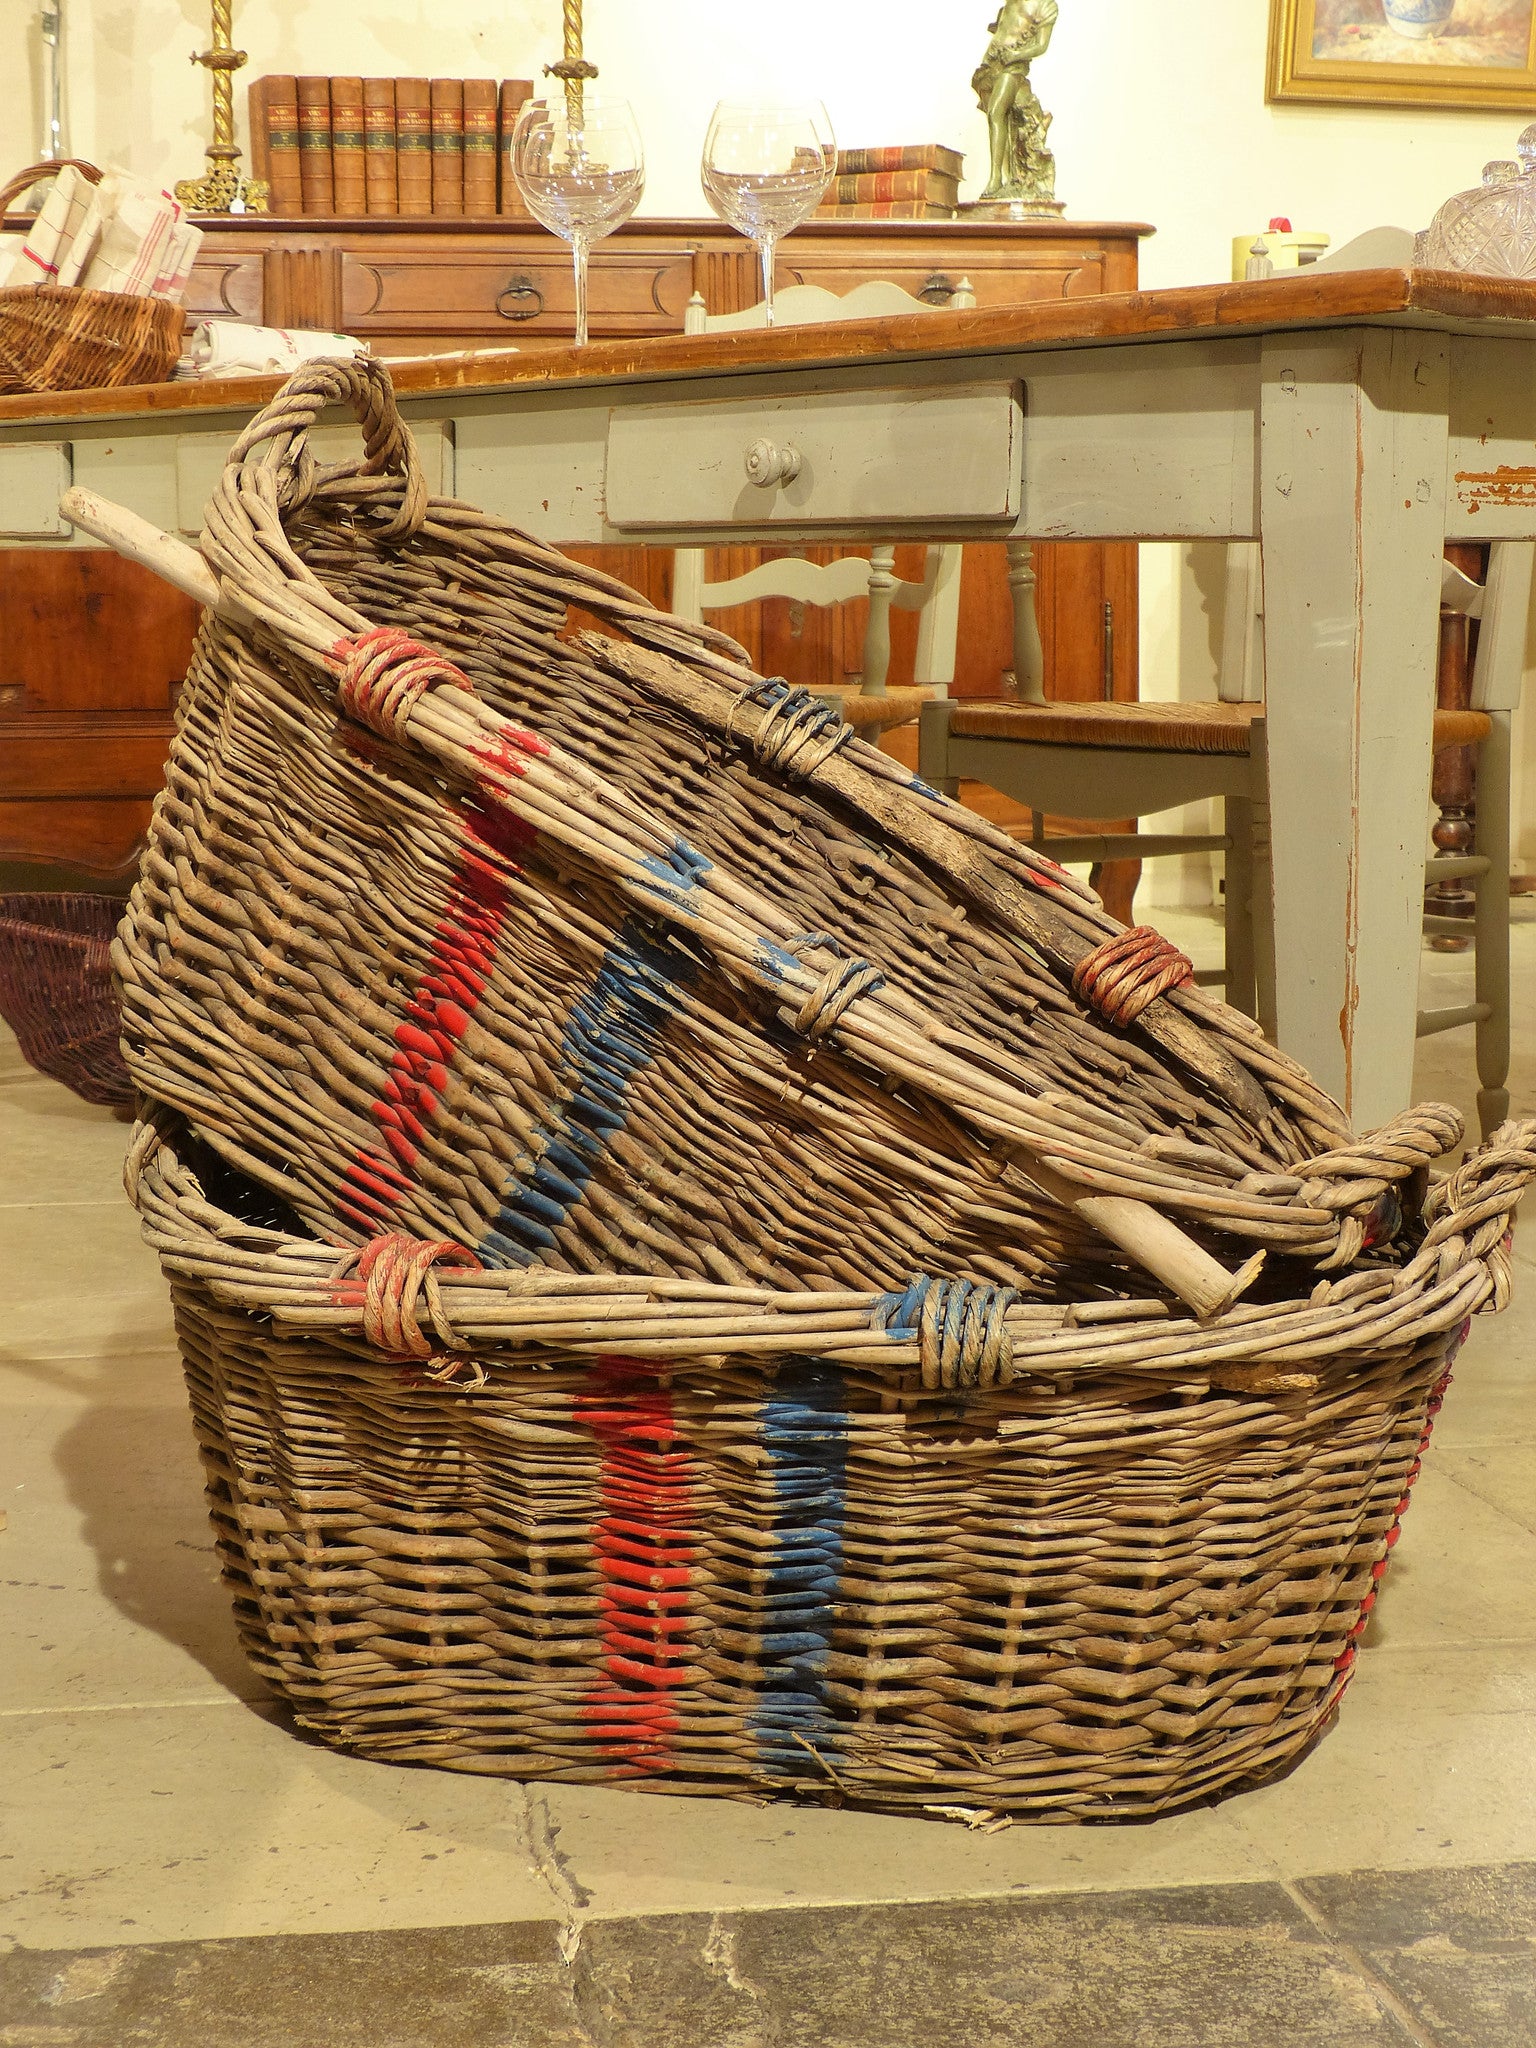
<box><xmin>107</xmin><ymin>358</ymin><xmax>1536</xmax><ymax>1819</ymax></box>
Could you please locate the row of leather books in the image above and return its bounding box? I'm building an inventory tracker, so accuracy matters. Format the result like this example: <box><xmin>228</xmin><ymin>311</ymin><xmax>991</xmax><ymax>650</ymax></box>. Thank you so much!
<box><xmin>814</xmin><ymin>145</ymin><xmax>963</xmax><ymax>220</ymax></box>
<box><xmin>248</xmin><ymin>76</ymin><xmax>537</xmax><ymax>218</ymax></box>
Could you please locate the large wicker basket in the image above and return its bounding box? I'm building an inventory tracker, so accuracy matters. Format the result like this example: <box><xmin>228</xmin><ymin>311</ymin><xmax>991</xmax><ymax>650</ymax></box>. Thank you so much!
<box><xmin>130</xmin><ymin>1109</ymin><xmax>1530</xmax><ymax>1818</ymax></box>
<box><xmin>98</xmin><ymin>357</ymin><xmax>1536</xmax><ymax>1819</ymax></box>
<box><xmin>0</xmin><ymin>162</ymin><xmax>183</xmax><ymax>396</ymax></box>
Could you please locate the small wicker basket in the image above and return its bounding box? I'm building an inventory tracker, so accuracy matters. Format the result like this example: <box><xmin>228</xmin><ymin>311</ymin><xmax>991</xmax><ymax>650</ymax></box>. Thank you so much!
<box><xmin>0</xmin><ymin>162</ymin><xmax>184</xmax><ymax>396</ymax></box>
<box><xmin>0</xmin><ymin>893</ymin><xmax>131</xmax><ymax>1107</ymax></box>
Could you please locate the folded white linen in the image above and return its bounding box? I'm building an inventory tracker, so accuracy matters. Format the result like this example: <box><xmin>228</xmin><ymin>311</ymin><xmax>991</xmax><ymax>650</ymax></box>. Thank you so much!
<box><xmin>4</xmin><ymin>163</ymin><xmax>92</xmax><ymax>286</ymax></box>
<box><xmin>183</xmin><ymin>320</ymin><xmax>370</xmax><ymax>376</ymax></box>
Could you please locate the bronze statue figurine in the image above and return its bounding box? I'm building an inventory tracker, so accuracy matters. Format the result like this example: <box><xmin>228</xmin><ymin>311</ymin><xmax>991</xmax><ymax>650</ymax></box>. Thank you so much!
<box><xmin>972</xmin><ymin>0</ymin><xmax>1063</xmax><ymax>216</ymax></box>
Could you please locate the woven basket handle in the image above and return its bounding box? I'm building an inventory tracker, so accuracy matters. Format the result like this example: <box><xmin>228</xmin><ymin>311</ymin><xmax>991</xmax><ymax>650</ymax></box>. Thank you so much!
<box><xmin>0</xmin><ymin>159</ymin><xmax>103</xmax><ymax>219</ymax></box>
<box><xmin>1421</xmin><ymin>1118</ymin><xmax>1536</xmax><ymax>1271</ymax></box>
<box><xmin>225</xmin><ymin>355</ymin><xmax>429</xmax><ymax>545</ymax></box>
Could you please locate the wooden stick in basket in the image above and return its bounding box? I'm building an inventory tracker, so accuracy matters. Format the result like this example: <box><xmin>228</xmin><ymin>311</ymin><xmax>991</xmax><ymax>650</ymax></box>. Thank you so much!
<box><xmin>62</xmin><ymin>488</ymin><xmax>221</xmax><ymax>607</ymax></box>
<box><xmin>60</xmin><ymin>484</ymin><xmax>1265</xmax><ymax>1321</ymax></box>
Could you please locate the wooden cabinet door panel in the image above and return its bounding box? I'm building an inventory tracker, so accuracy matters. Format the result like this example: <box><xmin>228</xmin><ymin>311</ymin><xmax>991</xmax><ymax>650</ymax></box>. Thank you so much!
<box><xmin>182</xmin><ymin>253</ymin><xmax>265</xmax><ymax>323</ymax></box>
<box><xmin>0</xmin><ymin>553</ymin><xmax>195</xmax><ymax>715</ymax></box>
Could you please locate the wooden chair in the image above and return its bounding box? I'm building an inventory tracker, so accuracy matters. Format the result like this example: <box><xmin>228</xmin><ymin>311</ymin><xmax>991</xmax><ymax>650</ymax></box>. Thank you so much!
<box><xmin>918</xmin><ymin>541</ymin><xmax>1533</xmax><ymax>1136</ymax></box>
<box><xmin>671</xmin><ymin>279</ymin><xmax>975</xmax><ymax>720</ymax></box>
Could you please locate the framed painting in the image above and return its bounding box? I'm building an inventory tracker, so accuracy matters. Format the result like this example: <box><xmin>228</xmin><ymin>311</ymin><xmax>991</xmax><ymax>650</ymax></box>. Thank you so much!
<box><xmin>1268</xmin><ymin>0</ymin><xmax>1536</xmax><ymax>110</ymax></box>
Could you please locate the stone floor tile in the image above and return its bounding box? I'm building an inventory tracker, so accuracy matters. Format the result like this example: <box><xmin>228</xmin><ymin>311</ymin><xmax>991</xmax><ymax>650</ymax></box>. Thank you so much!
<box><xmin>1298</xmin><ymin>1861</ymin><xmax>1536</xmax><ymax>2048</ymax></box>
<box><xmin>0</xmin><ymin>1484</ymin><xmax>258</xmax><ymax>1714</ymax></box>
<box><xmin>1</xmin><ymin>1199</ymin><xmax>176</xmax><ymax>1366</ymax></box>
<box><xmin>0</xmin><ymin>1065</ymin><xmax>130</xmax><ymax>1210</ymax></box>
<box><xmin>540</xmin><ymin>1775</ymin><xmax>1274</xmax><ymax>1921</ymax></box>
<box><xmin>1434</xmin><ymin>1443</ymin><xmax>1536</xmax><ymax>1541</ymax></box>
<box><xmin>0</xmin><ymin>1705</ymin><xmax>565</xmax><ymax>1951</ymax></box>
<box><xmin>0</xmin><ymin>1920</ymin><xmax>581</xmax><ymax>2048</ymax></box>
<box><xmin>0</xmin><ymin>1884</ymin><xmax>1419</xmax><ymax>2048</ymax></box>
<box><xmin>568</xmin><ymin>1885</ymin><xmax>1411</xmax><ymax>2048</ymax></box>
<box><xmin>1224</xmin><ymin>1644</ymin><xmax>1536</xmax><ymax>1879</ymax></box>
<box><xmin>1358</xmin><ymin>1465</ymin><xmax>1536</xmax><ymax>1653</ymax></box>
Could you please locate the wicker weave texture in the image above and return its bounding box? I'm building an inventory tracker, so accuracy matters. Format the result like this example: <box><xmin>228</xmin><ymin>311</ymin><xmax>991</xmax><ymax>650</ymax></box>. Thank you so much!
<box><xmin>118</xmin><ymin>359</ymin><xmax>1472</xmax><ymax>1304</ymax></box>
<box><xmin>0</xmin><ymin>894</ymin><xmax>131</xmax><ymax>1107</ymax></box>
<box><xmin>111</xmin><ymin>357</ymin><xmax>1536</xmax><ymax>1821</ymax></box>
<box><xmin>164</xmin><ymin>1206</ymin><xmax>1454</xmax><ymax>1816</ymax></box>
<box><xmin>132</xmin><ymin>1115</ymin><xmax>1533</xmax><ymax>1818</ymax></box>
<box><xmin>0</xmin><ymin>283</ymin><xmax>182</xmax><ymax>396</ymax></box>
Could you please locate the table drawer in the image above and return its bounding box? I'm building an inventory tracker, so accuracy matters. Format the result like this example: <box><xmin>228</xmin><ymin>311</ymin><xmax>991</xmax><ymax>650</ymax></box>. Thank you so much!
<box><xmin>779</xmin><ymin>244</ymin><xmax>1120</xmax><ymax>307</ymax></box>
<box><xmin>341</xmin><ymin>246</ymin><xmax>695</xmax><ymax>340</ymax></box>
<box><xmin>605</xmin><ymin>381</ymin><xmax>1022</xmax><ymax>533</ymax></box>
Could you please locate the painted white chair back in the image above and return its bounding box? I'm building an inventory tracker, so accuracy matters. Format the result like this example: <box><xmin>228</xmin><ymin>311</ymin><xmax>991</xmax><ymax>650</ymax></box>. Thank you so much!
<box><xmin>1222</xmin><ymin>539</ymin><xmax>1534</xmax><ymax>711</ymax></box>
<box><xmin>683</xmin><ymin>275</ymin><xmax>976</xmax><ymax>335</ymax></box>
<box><xmin>1456</xmin><ymin>543</ymin><xmax>1535</xmax><ymax>711</ymax></box>
<box><xmin>674</xmin><ymin>275</ymin><xmax>976</xmax><ymax>693</ymax></box>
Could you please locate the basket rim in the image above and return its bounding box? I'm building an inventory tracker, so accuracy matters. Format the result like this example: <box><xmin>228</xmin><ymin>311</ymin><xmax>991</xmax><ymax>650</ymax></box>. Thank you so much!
<box><xmin>126</xmin><ymin>1108</ymin><xmax>1527</xmax><ymax>1389</ymax></box>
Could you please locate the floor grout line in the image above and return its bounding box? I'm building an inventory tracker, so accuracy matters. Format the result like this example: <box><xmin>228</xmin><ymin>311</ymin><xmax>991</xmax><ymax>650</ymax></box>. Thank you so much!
<box><xmin>1281</xmin><ymin>1880</ymin><xmax>1443</xmax><ymax>2048</ymax></box>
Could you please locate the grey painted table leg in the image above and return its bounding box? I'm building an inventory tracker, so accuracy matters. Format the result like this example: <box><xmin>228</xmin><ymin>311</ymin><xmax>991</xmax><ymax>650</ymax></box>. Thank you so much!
<box><xmin>1259</xmin><ymin>330</ymin><xmax>1449</xmax><ymax>1130</ymax></box>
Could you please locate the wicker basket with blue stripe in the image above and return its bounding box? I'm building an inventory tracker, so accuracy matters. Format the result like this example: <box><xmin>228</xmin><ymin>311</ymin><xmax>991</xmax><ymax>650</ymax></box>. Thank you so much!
<box><xmin>107</xmin><ymin>359</ymin><xmax>1536</xmax><ymax>1820</ymax></box>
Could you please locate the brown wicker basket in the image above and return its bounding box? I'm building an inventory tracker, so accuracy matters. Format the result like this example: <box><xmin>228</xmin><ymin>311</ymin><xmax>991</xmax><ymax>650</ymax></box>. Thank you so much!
<box><xmin>93</xmin><ymin>357</ymin><xmax>1536</xmax><ymax>1821</ymax></box>
<box><xmin>0</xmin><ymin>893</ymin><xmax>131</xmax><ymax>1107</ymax></box>
<box><xmin>129</xmin><ymin>1107</ymin><xmax>1533</xmax><ymax>1819</ymax></box>
<box><xmin>0</xmin><ymin>162</ymin><xmax>184</xmax><ymax>396</ymax></box>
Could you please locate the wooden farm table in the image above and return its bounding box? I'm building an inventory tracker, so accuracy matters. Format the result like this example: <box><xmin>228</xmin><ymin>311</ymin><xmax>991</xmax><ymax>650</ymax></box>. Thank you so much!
<box><xmin>4</xmin><ymin>266</ymin><xmax>1534</xmax><ymax>1128</ymax></box>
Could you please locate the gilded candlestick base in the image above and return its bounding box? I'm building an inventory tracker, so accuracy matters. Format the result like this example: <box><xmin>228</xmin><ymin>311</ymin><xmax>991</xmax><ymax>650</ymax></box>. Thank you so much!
<box><xmin>175</xmin><ymin>153</ymin><xmax>269</xmax><ymax>214</ymax></box>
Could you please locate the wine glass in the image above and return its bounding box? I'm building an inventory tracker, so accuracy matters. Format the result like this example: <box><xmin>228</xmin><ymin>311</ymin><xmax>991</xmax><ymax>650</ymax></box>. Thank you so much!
<box><xmin>511</xmin><ymin>93</ymin><xmax>645</xmax><ymax>347</ymax></box>
<box><xmin>700</xmin><ymin>100</ymin><xmax>836</xmax><ymax>325</ymax></box>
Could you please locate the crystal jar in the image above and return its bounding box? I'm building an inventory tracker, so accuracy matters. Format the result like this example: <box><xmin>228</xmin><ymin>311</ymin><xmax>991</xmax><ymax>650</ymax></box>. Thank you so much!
<box><xmin>1421</xmin><ymin>135</ymin><xmax>1536</xmax><ymax>277</ymax></box>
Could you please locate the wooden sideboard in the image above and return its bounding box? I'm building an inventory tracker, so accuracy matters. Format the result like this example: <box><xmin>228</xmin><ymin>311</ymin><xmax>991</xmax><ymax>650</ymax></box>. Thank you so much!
<box><xmin>1</xmin><ymin>212</ymin><xmax>1150</xmax><ymax>875</ymax></box>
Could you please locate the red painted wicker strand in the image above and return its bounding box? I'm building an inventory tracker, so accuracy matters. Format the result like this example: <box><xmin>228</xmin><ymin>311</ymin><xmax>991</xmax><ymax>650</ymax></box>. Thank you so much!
<box><xmin>334</xmin><ymin>626</ymin><xmax>472</xmax><ymax>743</ymax></box>
<box><xmin>1072</xmin><ymin>925</ymin><xmax>1195</xmax><ymax>1028</ymax></box>
<box><xmin>332</xmin><ymin>1231</ymin><xmax>482</xmax><ymax>1358</ymax></box>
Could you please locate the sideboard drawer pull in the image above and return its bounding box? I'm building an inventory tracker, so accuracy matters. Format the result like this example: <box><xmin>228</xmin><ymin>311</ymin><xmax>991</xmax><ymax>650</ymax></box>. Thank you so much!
<box><xmin>744</xmin><ymin>437</ymin><xmax>802</xmax><ymax>489</ymax></box>
<box><xmin>495</xmin><ymin>276</ymin><xmax>545</xmax><ymax>321</ymax></box>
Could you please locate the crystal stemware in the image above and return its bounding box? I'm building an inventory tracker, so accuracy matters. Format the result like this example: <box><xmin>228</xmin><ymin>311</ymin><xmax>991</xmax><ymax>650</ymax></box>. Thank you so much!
<box><xmin>511</xmin><ymin>93</ymin><xmax>645</xmax><ymax>347</ymax></box>
<box><xmin>700</xmin><ymin>100</ymin><xmax>836</xmax><ymax>325</ymax></box>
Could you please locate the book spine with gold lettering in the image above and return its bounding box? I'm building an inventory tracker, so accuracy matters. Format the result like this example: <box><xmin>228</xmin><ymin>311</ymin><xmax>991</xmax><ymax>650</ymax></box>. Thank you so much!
<box><xmin>254</xmin><ymin>76</ymin><xmax>303</xmax><ymax>216</ymax></box>
<box><xmin>295</xmin><ymin>76</ymin><xmax>334</xmax><ymax>216</ymax></box>
<box><xmin>462</xmin><ymin>78</ymin><xmax>499</xmax><ymax>216</ymax></box>
<box><xmin>363</xmin><ymin>78</ymin><xmax>398</xmax><ymax>216</ymax></box>
<box><xmin>430</xmin><ymin>77</ymin><xmax>464</xmax><ymax>217</ymax></box>
<box><xmin>394</xmin><ymin>78</ymin><xmax>433</xmax><ymax>218</ymax></box>
<box><xmin>497</xmin><ymin>77</ymin><xmax>535</xmax><ymax>217</ymax></box>
<box><xmin>329</xmin><ymin>75</ymin><xmax>367</xmax><ymax>216</ymax></box>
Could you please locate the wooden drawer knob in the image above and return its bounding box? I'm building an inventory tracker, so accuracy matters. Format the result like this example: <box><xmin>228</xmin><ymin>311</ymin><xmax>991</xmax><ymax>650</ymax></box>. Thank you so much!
<box><xmin>744</xmin><ymin>437</ymin><xmax>802</xmax><ymax>489</ymax></box>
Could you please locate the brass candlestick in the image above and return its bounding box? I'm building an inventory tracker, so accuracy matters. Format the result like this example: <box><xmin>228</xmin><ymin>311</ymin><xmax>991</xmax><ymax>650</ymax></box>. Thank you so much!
<box><xmin>546</xmin><ymin>0</ymin><xmax>599</xmax><ymax>123</ymax></box>
<box><xmin>175</xmin><ymin>0</ymin><xmax>267</xmax><ymax>213</ymax></box>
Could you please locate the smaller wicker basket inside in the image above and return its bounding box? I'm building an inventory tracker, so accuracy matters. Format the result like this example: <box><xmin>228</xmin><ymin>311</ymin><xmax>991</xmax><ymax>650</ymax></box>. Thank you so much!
<box><xmin>0</xmin><ymin>162</ymin><xmax>184</xmax><ymax>396</ymax></box>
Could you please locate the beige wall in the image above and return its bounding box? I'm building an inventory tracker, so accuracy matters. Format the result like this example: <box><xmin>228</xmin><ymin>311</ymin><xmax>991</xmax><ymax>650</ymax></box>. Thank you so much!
<box><xmin>6</xmin><ymin>0</ymin><xmax>1534</xmax><ymax>876</ymax></box>
<box><xmin>5</xmin><ymin>0</ymin><xmax>1528</xmax><ymax>258</ymax></box>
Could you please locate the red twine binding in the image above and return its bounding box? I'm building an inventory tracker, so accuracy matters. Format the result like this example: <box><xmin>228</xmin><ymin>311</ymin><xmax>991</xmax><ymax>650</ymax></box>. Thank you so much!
<box><xmin>1071</xmin><ymin>925</ymin><xmax>1194</xmax><ymax>1028</ymax></box>
<box><xmin>332</xmin><ymin>1231</ymin><xmax>481</xmax><ymax>1360</ymax></box>
<box><xmin>333</xmin><ymin>627</ymin><xmax>472</xmax><ymax>743</ymax></box>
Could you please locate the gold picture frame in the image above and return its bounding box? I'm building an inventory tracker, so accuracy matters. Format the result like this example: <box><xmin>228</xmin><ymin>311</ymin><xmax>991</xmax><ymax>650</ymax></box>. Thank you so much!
<box><xmin>1268</xmin><ymin>0</ymin><xmax>1536</xmax><ymax>111</ymax></box>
